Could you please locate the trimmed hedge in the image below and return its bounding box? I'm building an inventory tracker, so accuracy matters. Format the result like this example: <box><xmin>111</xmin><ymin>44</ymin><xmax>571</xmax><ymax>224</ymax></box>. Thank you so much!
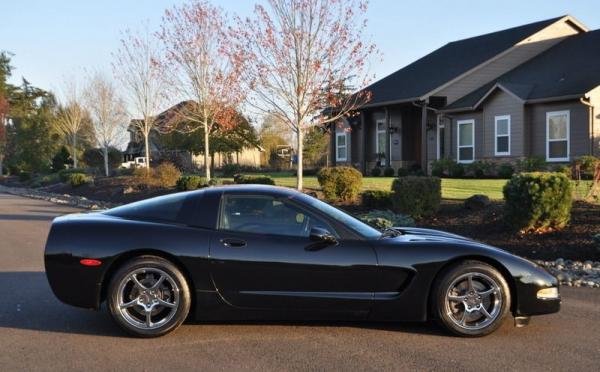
<box><xmin>362</xmin><ymin>190</ymin><xmax>393</xmax><ymax>209</ymax></box>
<box><xmin>233</xmin><ymin>174</ymin><xmax>275</xmax><ymax>185</ymax></box>
<box><xmin>503</xmin><ymin>172</ymin><xmax>572</xmax><ymax>232</ymax></box>
<box><xmin>497</xmin><ymin>163</ymin><xmax>515</xmax><ymax>179</ymax></box>
<box><xmin>68</xmin><ymin>173</ymin><xmax>92</xmax><ymax>187</ymax></box>
<box><xmin>357</xmin><ymin>210</ymin><xmax>415</xmax><ymax>229</ymax></box>
<box><xmin>383</xmin><ymin>167</ymin><xmax>395</xmax><ymax>177</ymax></box>
<box><xmin>370</xmin><ymin>167</ymin><xmax>382</xmax><ymax>177</ymax></box>
<box><xmin>391</xmin><ymin>176</ymin><xmax>441</xmax><ymax>218</ymax></box>
<box><xmin>176</xmin><ymin>175</ymin><xmax>207</xmax><ymax>191</ymax></box>
<box><xmin>317</xmin><ymin>166</ymin><xmax>363</xmax><ymax>202</ymax></box>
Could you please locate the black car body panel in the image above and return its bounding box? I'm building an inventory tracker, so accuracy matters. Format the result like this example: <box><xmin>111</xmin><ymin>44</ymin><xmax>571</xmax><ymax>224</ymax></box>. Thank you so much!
<box><xmin>44</xmin><ymin>185</ymin><xmax>560</xmax><ymax>322</ymax></box>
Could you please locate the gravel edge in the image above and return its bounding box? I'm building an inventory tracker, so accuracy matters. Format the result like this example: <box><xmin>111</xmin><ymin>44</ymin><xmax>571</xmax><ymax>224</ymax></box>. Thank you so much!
<box><xmin>0</xmin><ymin>185</ymin><xmax>118</xmax><ymax>210</ymax></box>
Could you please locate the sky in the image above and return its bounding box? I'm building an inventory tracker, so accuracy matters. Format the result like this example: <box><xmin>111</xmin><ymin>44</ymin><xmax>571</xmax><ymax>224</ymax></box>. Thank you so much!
<box><xmin>2</xmin><ymin>0</ymin><xmax>600</xmax><ymax>98</ymax></box>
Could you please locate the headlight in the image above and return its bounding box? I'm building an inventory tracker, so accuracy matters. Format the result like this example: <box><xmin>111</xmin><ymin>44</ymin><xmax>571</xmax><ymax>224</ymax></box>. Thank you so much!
<box><xmin>537</xmin><ymin>287</ymin><xmax>559</xmax><ymax>299</ymax></box>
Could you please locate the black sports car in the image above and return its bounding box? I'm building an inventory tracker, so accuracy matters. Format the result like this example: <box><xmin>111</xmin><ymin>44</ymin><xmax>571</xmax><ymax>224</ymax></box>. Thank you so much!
<box><xmin>44</xmin><ymin>185</ymin><xmax>560</xmax><ymax>337</ymax></box>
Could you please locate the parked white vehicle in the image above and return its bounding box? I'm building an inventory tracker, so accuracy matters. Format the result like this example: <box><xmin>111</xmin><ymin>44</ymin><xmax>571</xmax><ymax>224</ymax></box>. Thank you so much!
<box><xmin>120</xmin><ymin>157</ymin><xmax>148</xmax><ymax>169</ymax></box>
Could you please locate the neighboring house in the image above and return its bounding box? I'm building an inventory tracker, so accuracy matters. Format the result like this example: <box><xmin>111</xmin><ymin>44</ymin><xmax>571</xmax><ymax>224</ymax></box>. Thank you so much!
<box><xmin>123</xmin><ymin>102</ymin><xmax>264</xmax><ymax>169</ymax></box>
<box><xmin>330</xmin><ymin>15</ymin><xmax>600</xmax><ymax>173</ymax></box>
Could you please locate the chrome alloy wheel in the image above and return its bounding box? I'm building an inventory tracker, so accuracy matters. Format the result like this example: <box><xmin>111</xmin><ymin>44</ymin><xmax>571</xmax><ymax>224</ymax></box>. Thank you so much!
<box><xmin>444</xmin><ymin>272</ymin><xmax>502</xmax><ymax>331</ymax></box>
<box><xmin>116</xmin><ymin>268</ymin><xmax>180</xmax><ymax>330</ymax></box>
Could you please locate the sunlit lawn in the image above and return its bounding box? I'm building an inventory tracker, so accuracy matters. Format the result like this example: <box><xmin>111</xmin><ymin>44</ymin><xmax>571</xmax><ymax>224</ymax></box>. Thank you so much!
<box><xmin>223</xmin><ymin>173</ymin><xmax>595</xmax><ymax>201</ymax></box>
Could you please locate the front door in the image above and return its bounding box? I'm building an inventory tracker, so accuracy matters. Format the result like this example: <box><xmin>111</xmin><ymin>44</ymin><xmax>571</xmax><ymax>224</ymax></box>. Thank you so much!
<box><xmin>209</xmin><ymin>193</ymin><xmax>379</xmax><ymax>313</ymax></box>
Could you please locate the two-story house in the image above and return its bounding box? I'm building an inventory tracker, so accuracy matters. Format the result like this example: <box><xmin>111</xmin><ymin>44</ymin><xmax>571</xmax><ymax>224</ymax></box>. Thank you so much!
<box><xmin>330</xmin><ymin>15</ymin><xmax>600</xmax><ymax>173</ymax></box>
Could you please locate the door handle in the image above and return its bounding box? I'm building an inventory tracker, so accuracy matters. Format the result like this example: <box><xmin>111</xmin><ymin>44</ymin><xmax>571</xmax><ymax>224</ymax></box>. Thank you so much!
<box><xmin>220</xmin><ymin>238</ymin><xmax>247</xmax><ymax>248</ymax></box>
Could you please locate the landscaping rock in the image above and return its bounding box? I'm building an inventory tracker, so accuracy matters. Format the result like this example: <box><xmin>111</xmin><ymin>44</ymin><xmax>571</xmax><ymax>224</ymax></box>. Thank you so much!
<box><xmin>536</xmin><ymin>258</ymin><xmax>600</xmax><ymax>289</ymax></box>
<box><xmin>464</xmin><ymin>194</ymin><xmax>490</xmax><ymax>210</ymax></box>
<box><xmin>0</xmin><ymin>185</ymin><xmax>117</xmax><ymax>210</ymax></box>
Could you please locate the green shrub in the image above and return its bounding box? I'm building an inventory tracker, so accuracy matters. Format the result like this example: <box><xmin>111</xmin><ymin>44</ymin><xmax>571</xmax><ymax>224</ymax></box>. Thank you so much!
<box><xmin>362</xmin><ymin>190</ymin><xmax>393</xmax><ymax>209</ymax></box>
<box><xmin>18</xmin><ymin>171</ymin><xmax>32</xmax><ymax>182</ymax></box>
<box><xmin>551</xmin><ymin>164</ymin><xmax>572</xmax><ymax>179</ymax></box>
<box><xmin>221</xmin><ymin>163</ymin><xmax>242</xmax><ymax>177</ymax></box>
<box><xmin>430</xmin><ymin>158</ymin><xmax>454</xmax><ymax>177</ymax></box>
<box><xmin>357</xmin><ymin>210</ymin><xmax>415</xmax><ymax>229</ymax></box>
<box><xmin>574</xmin><ymin>155</ymin><xmax>599</xmax><ymax>179</ymax></box>
<box><xmin>317</xmin><ymin>166</ymin><xmax>363</xmax><ymax>202</ymax></box>
<box><xmin>68</xmin><ymin>173</ymin><xmax>92</xmax><ymax>187</ymax></box>
<box><xmin>517</xmin><ymin>156</ymin><xmax>546</xmax><ymax>172</ymax></box>
<box><xmin>391</xmin><ymin>176</ymin><xmax>441</xmax><ymax>218</ymax></box>
<box><xmin>497</xmin><ymin>163</ymin><xmax>515</xmax><ymax>179</ymax></box>
<box><xmin>176</xmin><ymin>175</ymin><xmax>207</xmax><ymax>191</ymax></box>
<box><xmin>449</xmin><ymin>162</ymin><xmax>465</xmax><ymax>178</ymax></box>
<box><xmin>397</xmin><ymin>168</ymin><xmax>409</xmax><ymax>177</ymax></box>
<box><xmin>503</xmin><ymin>172</ymin><xmax>572</xmax><ymax>232</ymax></box>
<box><xmin>40</xmin><ymin>173</ymin><xmax>61</xmax><ymax>186</ymax></box>
<box><xmin>154</xmin><ymin>162</ymin><xmax>181</xmax><ymax>188</ymax></box>
<box><xmin>208</xmin><ymin>178</ymin><xmax>222</xmax><ymax>186</ymax></box>
<box><xmin>58</xmin><ymin>168</ymin><xmax>87</xmax><ymax>182</ymax></box>
<box><xmin>383</xmin><ymin>167</ymin><xmax>395</xmax><ymax>177</ymax></box>
<box><xmin>51</xmin><ymin>146</ymin><xmax>72</xmax><ymax>172</ymax></box>
<box><xmin>466</xmin><ymin>161</ymin><xmax>496</xmax><ymax>178</ymax></box>
<box><xmin>370</xmin><ymin>167</ymin><xmax>381</xmax><ymax>177</ymax></box>
<box><xmin>233</xmin><ymin>174</ymin><xmax>276</xmax><ymax>185</ymax></box>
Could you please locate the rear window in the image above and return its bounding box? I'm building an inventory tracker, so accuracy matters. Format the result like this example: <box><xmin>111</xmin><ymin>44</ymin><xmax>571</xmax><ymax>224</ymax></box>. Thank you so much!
<box><xmin>104</xmin><ymin>192</ymin><xmax>193</xmax><ymax>224</ymax></box>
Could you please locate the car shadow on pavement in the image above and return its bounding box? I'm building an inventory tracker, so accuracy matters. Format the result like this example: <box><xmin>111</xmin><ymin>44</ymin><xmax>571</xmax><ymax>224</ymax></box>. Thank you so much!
<box><xmin>0</xmin><ymin>271</ymin><xmax>449</xmax><ymax>338</ymax></box>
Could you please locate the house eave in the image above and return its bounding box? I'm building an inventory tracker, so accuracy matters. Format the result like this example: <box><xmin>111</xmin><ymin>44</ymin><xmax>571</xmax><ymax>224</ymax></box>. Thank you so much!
<box><xmin>524</xmin><ymin>94</ymin><xmax>584</xmax><ymax>104</ymax></box>
<box><xmin>360</xmin><ymin>97</ymin><xmax>420</xmax><ymax>109</ymax></box>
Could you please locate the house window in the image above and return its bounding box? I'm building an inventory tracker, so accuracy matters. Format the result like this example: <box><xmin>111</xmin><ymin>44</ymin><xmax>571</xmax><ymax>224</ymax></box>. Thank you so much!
<box><xmin>546</xmin><ymin>110</ymin><xmax>570</xmax><ymax>162</ymax></box>
<box><xmin>335</xmin><ymin>132</ymin><xmax>347</xmax><ymax>162</ymax></box>
<box><xmin>494</xmin><ymin>115</ymin><xmax>511</xmax><ymax>156</ymax></box>
<box><xmin>457</xmin><ymin>119</ymin><xmax>475</xmax><ymax>163</ymax></box>
<box><xmin>375</xmin><ymin>120</ymin><xmax>386</xmax><ymax>166</ymax></box>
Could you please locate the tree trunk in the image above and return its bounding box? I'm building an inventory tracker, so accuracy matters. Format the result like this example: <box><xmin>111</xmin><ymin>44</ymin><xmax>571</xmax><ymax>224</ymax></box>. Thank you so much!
<box><xmin>0</xmin><ymin>155</ymin><xmax>3</xmax><ymax>176</ymax></box>
<box><xmin>103</xmin><ymin>145</ymin><xmax>109</xmax><ymax>177</ymax></box>
<box><xmin>72</xmin><ymin>134</ymin><xmax>78</xmax><ymax>169</ymax></box>
<box><xmin>203</xmin><ymin>121</ymin><xmax>211</xmax><ymax>180</ymax></box>
<box><xmin>296</xmin><ymin>129</ymin><xmax>303</xmax><ymax>190</ymax></box>
<box><xmin>144</xmin><ymin>131</ymin><xmax>150</xmax><ymax>170</ymax></box>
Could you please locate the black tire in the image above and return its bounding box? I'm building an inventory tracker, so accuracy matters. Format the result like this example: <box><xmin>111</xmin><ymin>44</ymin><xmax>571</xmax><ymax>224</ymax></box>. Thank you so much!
<box><xmin>107</xmin><ymin>255</ymin><xmax>191</xmax><ymax>338</ymax></box>
<box><xmin>432</xmin><ymin>260</ymin><xmax>511</xmax><ymax>337</ymax></box>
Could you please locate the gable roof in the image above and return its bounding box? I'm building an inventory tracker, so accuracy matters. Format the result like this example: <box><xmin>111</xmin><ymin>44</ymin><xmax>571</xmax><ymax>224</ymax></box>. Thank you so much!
<box><xmin>362</xmin><ymin>16</ymin><xmax>567</xmax><ymax>107</ymax></box>
<box><xmin>444</xmin><ymin>28</ymin><xmax>600</xmax><ymax>111</ymax></box>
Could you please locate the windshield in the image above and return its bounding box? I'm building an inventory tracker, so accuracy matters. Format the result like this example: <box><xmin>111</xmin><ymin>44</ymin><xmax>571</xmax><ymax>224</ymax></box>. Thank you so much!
<box><xmin>293</xmin><ymin>193</ymin><xmax>381</xmax><ymax>239</ymax></box>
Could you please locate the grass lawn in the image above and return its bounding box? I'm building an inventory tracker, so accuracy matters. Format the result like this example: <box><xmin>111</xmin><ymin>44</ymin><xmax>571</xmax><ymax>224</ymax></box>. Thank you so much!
<box><xmin>226</xmin><ymin>172</ymin><xmax>596</xmax><ymax>201</ymax></box>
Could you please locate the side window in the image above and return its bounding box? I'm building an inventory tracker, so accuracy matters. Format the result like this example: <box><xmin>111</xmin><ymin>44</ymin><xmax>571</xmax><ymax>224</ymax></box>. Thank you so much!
<box><xmin>219</xmin><ymin>195</ymin><xmax>332</xmax><ymax>237</ymax></box>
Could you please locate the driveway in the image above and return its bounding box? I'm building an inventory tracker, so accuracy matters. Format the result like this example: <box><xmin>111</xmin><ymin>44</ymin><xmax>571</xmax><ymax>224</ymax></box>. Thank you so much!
<box><xmin>0</xmin><ymin>193</ymin><xmax>598</xmax><ymax>371</ymax></box>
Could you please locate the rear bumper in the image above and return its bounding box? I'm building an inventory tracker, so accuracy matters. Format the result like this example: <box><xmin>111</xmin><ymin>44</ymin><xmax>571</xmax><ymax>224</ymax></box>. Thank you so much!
<box><xmin>45</xmin><ymin>252</ymin><xmax>103</xmax><ymax>309</ymax></box>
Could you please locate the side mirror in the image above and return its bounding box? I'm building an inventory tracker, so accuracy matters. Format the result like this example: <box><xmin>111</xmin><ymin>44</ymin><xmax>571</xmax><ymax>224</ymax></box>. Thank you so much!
<box><xmin>309</xmin><ymin>227</ymin><xmax>337</xmax><ymax>244</ymax></box>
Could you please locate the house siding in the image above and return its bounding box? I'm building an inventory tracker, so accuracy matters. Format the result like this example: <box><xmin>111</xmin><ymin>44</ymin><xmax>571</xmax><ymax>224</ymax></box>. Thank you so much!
<box><xmin>482</xmin><ymin>90</ymin><xmax>525</xmax><ymax>158</ymax></box>
<box><xmin>527</xmin><ymin>100</ymin><xmax>591</xmax><ymax>161</ymax></box>
<box><xmin>587</xmin><ymin>85</ymin><xmax>600</xmax><ymax>156</ymax></box>
<box><xmin>437</xmin><ymin>20</ymin><xmax>582</xmax><ymax>104</ymax></box>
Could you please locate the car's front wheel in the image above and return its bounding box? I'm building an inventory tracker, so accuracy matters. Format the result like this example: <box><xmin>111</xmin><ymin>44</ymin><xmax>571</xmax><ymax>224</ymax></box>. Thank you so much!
<box><xmin>107</xmin><ymin>256</ymin><xmax>191</xmax><ymax>337</ymax></box>
<box><xmin>432</xmin><ymin>260</ymin><xmax>510</xmax><ymax>337</ymax></box>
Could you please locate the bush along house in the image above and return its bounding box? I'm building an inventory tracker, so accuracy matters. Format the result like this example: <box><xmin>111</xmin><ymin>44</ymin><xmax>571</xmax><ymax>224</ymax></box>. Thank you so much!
<box><xmin>330</xmin><ymin>15</ymin><xmax>600</xmax><ymax>174</ymax></box>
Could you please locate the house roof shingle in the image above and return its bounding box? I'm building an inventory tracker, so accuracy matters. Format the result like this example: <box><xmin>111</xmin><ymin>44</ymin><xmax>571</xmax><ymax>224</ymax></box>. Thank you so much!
<box><xmin>362</xmin><ymin>16</ymin><xmax>565</xmax><ymax>107</ymax></box>
<box><xmin>444</xmin><ymin>28</ymin><xmax>600</xmax><ymax>111</ymax></box>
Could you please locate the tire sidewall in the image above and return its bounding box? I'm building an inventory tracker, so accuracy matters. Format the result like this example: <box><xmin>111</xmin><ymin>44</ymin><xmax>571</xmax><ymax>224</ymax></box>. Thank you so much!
<box><xmin>107</xmin><ymin>256</ymin><xmax>191</xmax><ymax>338</ymax></box>
<box><xmin>434</xmin><ymin>261</ymin><xmax>511</xmax><ymax>337</ymax></box>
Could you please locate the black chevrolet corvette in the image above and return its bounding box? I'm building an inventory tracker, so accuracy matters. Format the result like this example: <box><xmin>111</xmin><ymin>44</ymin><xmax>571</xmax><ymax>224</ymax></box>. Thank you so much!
<box><xmin>44</xmin><ymin>185</ymin><xmax>560</xmax><ymax>337</ymax></box>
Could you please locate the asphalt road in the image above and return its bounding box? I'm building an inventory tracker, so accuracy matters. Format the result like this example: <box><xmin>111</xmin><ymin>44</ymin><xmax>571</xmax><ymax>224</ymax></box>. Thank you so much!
<box><xmin>0</xmin><ymin>193</ymin><xmax>599</xmax><ymax>371</ymax></box>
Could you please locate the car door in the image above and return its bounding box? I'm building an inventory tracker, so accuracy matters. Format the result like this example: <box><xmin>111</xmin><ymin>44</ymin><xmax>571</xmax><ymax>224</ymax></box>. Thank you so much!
<box><xmin>209</xmin><ymin>193</ymin><xmax>379</xmax><ymax>314</ymax></box>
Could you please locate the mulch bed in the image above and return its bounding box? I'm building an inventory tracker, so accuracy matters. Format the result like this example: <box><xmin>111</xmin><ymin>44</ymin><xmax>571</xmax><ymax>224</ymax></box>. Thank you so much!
<box><xmin>419</xmin><ymin>200</ymin><xmax>600</xmax><ymax>261</ymax></box>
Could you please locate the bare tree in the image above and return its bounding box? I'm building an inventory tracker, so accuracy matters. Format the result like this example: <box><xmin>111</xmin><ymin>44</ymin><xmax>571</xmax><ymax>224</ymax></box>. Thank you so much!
<box><xmin>231</xmin><ymin>0</ymin><xmax>377</xmax><ymax>189</ymax></box>
<box><xmin>113</xmin><ymin>24</ymin><xmax>167</xmax><ymax>170</ymax></box>
<box><xmin>85</xmin><ymin>72</ymin><xmax>128</xmax><ymax>176</ymax></box>
<box><xmin>54</xmin><ymin>79</ymin><xmax>86</xmax><ymax>168</ymax></box>
<box><xmin>158</xmin><ymin>0</ymin><xmax>245</xmax><ymax>180</ymax></box>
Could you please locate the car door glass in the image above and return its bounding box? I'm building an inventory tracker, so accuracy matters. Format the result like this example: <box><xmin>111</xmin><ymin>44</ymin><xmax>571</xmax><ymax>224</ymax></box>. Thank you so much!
<box><xmin>220</xmin><ymin>195</ymin><xmax>332</xmax><ymax>237</ymax></box>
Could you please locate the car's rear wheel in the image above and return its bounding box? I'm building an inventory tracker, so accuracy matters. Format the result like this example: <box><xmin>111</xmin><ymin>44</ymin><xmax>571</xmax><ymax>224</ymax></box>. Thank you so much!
<box><xmin>107</xmin><ymin>256</ymin><xmax>191</xmax><ymax>337</ymax></box>
<box><xmin>433</xmin><ymin>260</ymin><xmax>510</xmax><ymax>337</ymax></box>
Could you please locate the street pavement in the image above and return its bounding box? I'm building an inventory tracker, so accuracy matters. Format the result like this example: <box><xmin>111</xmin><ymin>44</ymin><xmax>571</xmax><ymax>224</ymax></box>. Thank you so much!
<box><xmin>0</xmin><ymin>193</ymin><xmax>598</xmax><ymax>371</ymax></box>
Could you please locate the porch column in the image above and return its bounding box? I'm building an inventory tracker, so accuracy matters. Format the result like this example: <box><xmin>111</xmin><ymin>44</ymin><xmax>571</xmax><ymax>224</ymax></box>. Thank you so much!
<box><xmin>361</xmin><ymin>111</ymin><xmax>367</xmax><ymax>174</ymax></box>
<box><xmin>385</xmin><ymin>107</ymin><xmax>391</xmax><ymax>167</ymax></box>
<box><xmin>420</xmin><ymin>103</ymin><xmax>428</xmax><ymax>173</ymax></box>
